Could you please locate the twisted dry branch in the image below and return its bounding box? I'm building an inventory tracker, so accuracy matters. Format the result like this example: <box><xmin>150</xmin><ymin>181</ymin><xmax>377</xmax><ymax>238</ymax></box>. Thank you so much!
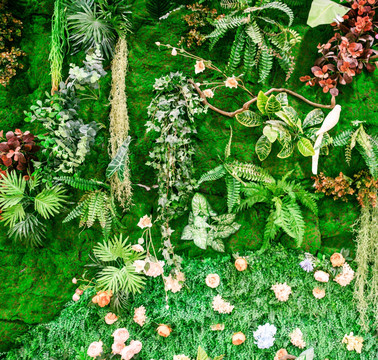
<box><xmin>189</xmin><ymin>79</ymin><xmax>336</xmax><ymax>118</ymax></box>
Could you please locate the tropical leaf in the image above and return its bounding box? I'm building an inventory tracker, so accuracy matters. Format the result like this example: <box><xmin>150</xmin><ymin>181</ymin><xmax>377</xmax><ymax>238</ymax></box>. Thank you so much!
<box><xmin>263</xmin><ymin>125</ymin><xmax>278</xmax><ymax>143</ymax></box>
<box><xmin>181</xmin><ymin>225</ymin><xmax>194</xmax><ymax>240</ymax></box>
<box><xmin>192</xmin><ymin>228</ymin><xmax>208</xmax><ymax>249</ymax></box>
<box><xmin>34</xmin><ymin>186</ymin><xmax>67</xmax><ymax>219</ymax></box>
<box><xmin>277</xmin><ymin>142</ymin><xmax>294</xmax><ymax>158</ymax></box>
<box><xmin>106</xmin><ymin>136</ymin><xmax>132</xmax><ymax>181</ymax></box>
<box><xmin>0</xmin><ymin>203</ymin><xmax>26</xmax><ymax>227</ymax></box>
<box><xmin>297</xmin><ymin>137</ymin><xmax>315</xmax><ymax>157</ymax></box>
<box><xmin>0</xmin><ymin>172</ymin><xmax>26</xmax><ymax>209</ymax></box>
<box><xmin>265</xmin><ymin>94</ymin><xmax>282</xmax><ymax>115</ymax></box>
<box><xmin>235</xmin><ymin>110</ymin><xmax>263</xmax><ymax>127</ymax></box>
<box><xmin>256</xmin><ymin>135</ymin><xmax>272</xmax><ymax>161</ymax></box>
<box><xmin>8</xmin><ymin>213</ymin><xmax>46</xmax><ymax>247</ymax></box>
<box><xmin>303</xmin><ymin>108</ymin><xmax>324</xmax><ymax>129</ymax></box>
<box><xmin>276</xmin><ymin>92</ymin><xmax>288</xmax><ymax>106</ymax></box>
<box><xmin>197</xmin><ymin>346</ymin><xmax>209</xmax><ymax>360</ymax></box>
<box><xmin>256</xmin><ymin>91</ymin><xmax>268</xmax><ymax>115</ymax></box>
<box><xmin>192</xmin><ymin>193</ymin><xmax>211</xmax><ymax>217</ymax></box>
<box><xmin>209</xmin><ymin>237</ymin><xmax>225</xmax><ymax>252</ymax></box>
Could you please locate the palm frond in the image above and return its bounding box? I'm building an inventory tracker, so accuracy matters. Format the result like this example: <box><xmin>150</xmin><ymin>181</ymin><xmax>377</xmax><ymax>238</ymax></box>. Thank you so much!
<box><xmin>34</xmin><ymin>186</ymin><xmax>67</xmax><ymax>219</ymax></box>
<box><xmin>8</xmin><ymin>213</ymin><xmax>46</xmax><ymax>247</ymax></box>
<box><xmin>0</xmin><ymin>172</ymin><xmax>26</xmax><ymax>209</ymax></box>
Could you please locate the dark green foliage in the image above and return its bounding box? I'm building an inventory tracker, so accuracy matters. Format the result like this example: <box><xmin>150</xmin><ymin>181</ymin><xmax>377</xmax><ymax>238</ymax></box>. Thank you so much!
<box><xmin>146</xmin><ymin>0</ymin><xmax>173</xmax><ymax>21</ymax></box>
<box><xmin>5</xmin><ymin>247</ymin><xmax>377</xmax><ymax>359</ymax></box>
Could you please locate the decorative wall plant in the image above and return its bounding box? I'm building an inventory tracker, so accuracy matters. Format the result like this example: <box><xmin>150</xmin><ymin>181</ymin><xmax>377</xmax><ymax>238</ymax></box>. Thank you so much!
<box><xmin>208</xmin><ymin>0</ymin><xmax>301</xmax><ymax>82</ymax></box>
<box><xmin>181</xmin><ymin>193</ymin><xmax>241</xmax><ymax>252</ymax></box>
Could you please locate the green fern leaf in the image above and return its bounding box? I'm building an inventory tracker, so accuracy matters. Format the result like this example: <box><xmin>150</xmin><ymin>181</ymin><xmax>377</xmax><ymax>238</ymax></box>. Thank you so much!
<box><xmin>226</xmin><ymin>175</ymin><xmax>241</xmax><ymax>213</ymax></box>
<box><xmin>258</xmin><ymin>47</ymin><xmax>273</xmax><ymax>83</ymax></box>
<box><xmin>198</xmin><ymin>165</ymin><xmax>227</xmax><ymax>184</ymax></box>
<box><xmin>227</xmin><ymin>27</ymin><xmax>246</xmax><ymax>73</ymax></box>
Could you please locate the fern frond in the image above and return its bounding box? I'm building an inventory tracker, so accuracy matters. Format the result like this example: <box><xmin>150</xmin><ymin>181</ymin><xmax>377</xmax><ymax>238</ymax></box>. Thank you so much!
<box><xmin>279</xmin><ymin>199</ymin><xmax>305</xmax><ymax>245</ymax></box>
<box><xmin>258</xmin><ymin>45</ymin><xmax>274</xmax><ymax>83</ymax></box>
<box><xmin>0</xmin><ymin>172</ymin><xmax>26</xmax><ymax>209</ymax></box>
<box><xmin>1</xmin><ymin>203</ymin><xmax>26</xmax><ymax>227</ymax></box>
<box><xmin>227</xmin><ymin>27</ymin><xmax>246</xmax><ymax>73</ymax></box>
<box><xmin>8</xmin><ymin>213</ymin><xmax>46</xmax><ymax>247</ymax></box>
<box><xmin>245</xmin><ymin>21</ymin><xmax>263</xmax><ymax>44</ymax></box>
<box><xmin>63</xmin><ymin>199</ymin><xmax>86</xmax><ymax>223</ymax></box>
<box><xmin>245</xmin><ymin>1</ymin><xmax>294</xmax><ymax>26</ymax></box>
<box><xmin>332</xmin><ymin>130</ymin><xmax>353</xmax><ymax>147</ymax></box>
<box><xmin>264</xmin><ymin>211</ymin><xmax>279</xmax><ymax>242</ymax></box>
<box><xmin>244</xmin><ymin>36</ymin><xmax>256</xmax><ymax>76</ymax></box>
<box><xmin>55</xmin><ymin>176</ymin><xmax>107</xmax><ymax>191</ymax></box>
<box><xmin>292</xmin><ymin>183</ymin><xmax>318</xmax><ymax>215</ymax></box>
<box><xmin>198</xmin><ymin>165</ymin><xmax>227</xmax><ymax>184</ymax></box>
<box><xmin>226</xmin><ymin>175</ymin><xmax>241</xmax><ymax>213</ymax></box>
<box><xmin>225</xmin><ymin>160</ymin><xmax>274</xmax><ymax>183</ymax></box>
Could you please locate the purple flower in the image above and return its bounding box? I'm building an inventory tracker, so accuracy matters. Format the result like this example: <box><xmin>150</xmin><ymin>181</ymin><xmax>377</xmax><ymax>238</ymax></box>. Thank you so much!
<box><xmin>300</xmin><ymin>258</ymin><xmax>314</xmax><ymax>272</ymax></box>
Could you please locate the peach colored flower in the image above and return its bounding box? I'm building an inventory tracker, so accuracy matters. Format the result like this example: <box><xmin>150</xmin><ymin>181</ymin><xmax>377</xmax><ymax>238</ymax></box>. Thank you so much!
<box><xmin>195</xmin><ymin>60</ymin><xmax>205</xmax><ymax>74</ymax></box>
<box><xmin>330</xmin><ymin>253</ymin><xmax>345</xmax><ymax>267</ymax></box>
<box><xmin>87</xmin><ymin>341</ymin><xmax>103</xmax><ymax>358</ymax></box>
<box><xmin>112</xmin><ymin>342</ymin><xmax>125</xmax><ymax>355</ymax></box>
<box><xmin>274</xmin><ymin>349</ymin><xmax>288</xmax><ymax>360</ymax></box>
<box><xmin>112</xmin><ymin>328</ymin><xmax>130</xmax><ymax>343</ymax></box>
<box><xmin>205</xmin><ymin>274</ymin><xmax>220</xmax><ymax>288</ymax></box>
<box><xmin>129</xmin><ymin>340</ymin><xmax>142</xmax><ymax>353</ymax></box>
<box><xmin>137</xmin><ymin>215</ymin><xmax>152</xmax><ymax>229</ymax></box>
<box><xmin>72</xmin><ymin>277</ymin><xmax>77</xmax><ymax>284</ymax></box>
<box><xmin>271</xmin><ymin>283</ymin><xmax>292</xmax><ymax>302</ymax></box>
<box><xmin>210</xmin><ymin>323</ymin><xmax>225</xmax><ymax>331</ymax></box>
<box><xmin>133</xmin><ymin>260</ymin><xmax>145</xmax><ymax>273</ymax></box>
<box><xmin>290</xmin><ymin>328</ymin><xmax>306</xmax><ymax>349</ymax></box>
<box><xmin>212</xmin><ymin>295</ymin><xmax>234</xmax><ymax>314</ymax></box>
<box><xmin>75</xmin><ymin>288</ymin><xmax>83</xmax><ymax>295</ymax></box>
<box><xmin>72</xmin><ymin>293</ymin><xmax>80</xmax><ymax>302</ymax></box>
<box><xmin>145</xmin><ymin>261</ymin><xmax>165</xmax><ymax>277</ymax></box>
<box><xmin>132</xmin><ymin>244</ymin><xmax>144</xmax><ymax>252</ymax></box>
<box><xmin>92</xmin><ymin>290</ymin><xmax>112</xmax><ymax>307</ymax></box>
<box><xmin>164</xmin><ymin>273</ymin><xmax>184</xmax><ymax>293</ymax></box>
<box><xmin>171</xmin><ymin>48</ymin><xmax>177</xmax><ymax>56</ymax></box>
<box><xmin>133</xmin><ymin>305</ymin><xmax>146</xmax><ymax>327</ymax></box>
<box><xmin>235</xmin><ymin>258</ymin><xmax>248</xmax><ymax>271</ymax></box>
<box><xmin>342</xmin><ymin>332</ymin><xmax>363</xmax><ymax>353</ymax></box>
<box><xmin>120</xmin><ymin>345</ymin><xmax>135</xmax><ymax>360</ymax></box>
<box><xmin>232</xmin><ymin>332</ymin><xmax>246</xmax><ymax>345</ymax></box>
<box><xmin>157</xmin><ymin>324</ymin><xmax>172</xmax><ymax>337</ymax></box>
<box><xmin>313</xmin><ymin>287</ymin><xmax>326</xmax><ymax>299</ymax></box>
<box><xmin>174</xmin><ymin>355</ymin><xmax>191</xmax><ymax>360</ymax></box>
<box><xmin>225</xmin><ymin>76</ymin><xmax>238</xmax><ymax>88</ymax></box>
<box><xmin>203</xmin><ymin>89</ymin><xmax>214</xmax><ymax>98</ymax></box>
<box><xmin>105</xmin><ymin>312</ymin><xmax>118</xmax><ymax>325</ymax></box>
<box><xmin>314</xmin><ymin>270</ymin><xmax>329</xmax><ymax>283</ymax></box>
<box><xmin>334</xmin><ymin>263</ymin><xmax>355</xmax><ymax>286</ymax></box>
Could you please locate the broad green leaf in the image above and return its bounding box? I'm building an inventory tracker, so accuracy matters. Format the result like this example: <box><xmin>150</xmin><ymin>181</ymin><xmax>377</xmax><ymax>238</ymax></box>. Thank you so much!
<box><xmin>303</xmin><ymin>108</ymin><xmax>324</xmax><ymax>129</ymax></box>
<box><xmin>214</xmin><ymin>223</ymin><xmax>241</xmax><ymax>238</ymax></box>
<box><xmin>106</xmin><ymin>136</ymin><xmax>132</xmax><ymax>181</ymax></box>
<box><xmin>212</xmin><ymin>213</ymin><xmax>237</xmax><ymax>225</ymax></box>
<box><xmin>210</xmin><ymin>238</ymin><xmax>225</xmax><ymax>252</ymax></box>
<box><xmin>181</xmin><ymin>225</ymin><xmax>194</xmax><ymax>240</ymax></box>
<box><xmin>192</xmin><ymin>228</ymin><xmax>208</xmax><ymax>249</ymax></box>
<box><xmin>235</xmin><ymin>110</ymin><xmax>263</xmax><ymax>127</ymax></box>
<box><xmin>297</xmin><ymin>138</ymin><xmax>315</xmax><ymax>157</ymax></box>
<box><xmin>194</xmin><ymin>215</ymin><xmax>210</xmax><ymax>228</ymax></box>
<box><xmin>277</xmin><ymin>142</ymin><xmax>294</xmax><ymax>158</ymax></box>
<box><xmin>276</xmin><ymin>92</ymin><xmax>288</xmax><ymax>106</ymax></box>
<box><xmin>197</xmin><ymin>346</ymin><xmax>209</xmax><ymax>360</ymax></box>
<box><xmin>297</xmin><ymin>348</ymin><xmax>315</xmax><ymax>360</ymax></box>
<box><xmin>192</xmin><ymin>193</ymin><xmax>209</xmax><ymax>216</ymax></box>
<box><xmin>256</xmin><ymin>135</ymin><xmax>272</xmax><ymax>161</ymax></box>
<box><xmin>307</xmin><ymin>0</ymin><xmax>349</xmax><ymax>28</ymax></box>
<box><xmin>256</xmin><ymin>91</ymin><xmax>268</xmax><ymax>115</ymax></box>
<box><xmin>263</xmin><ymin>125</ymin><xmax>278</xmax><ymax>143</ymax></box>
<box><xmin>265</xmin><ymin>94</ymin><xmax>281</xmax><ymax>115</ymax></box>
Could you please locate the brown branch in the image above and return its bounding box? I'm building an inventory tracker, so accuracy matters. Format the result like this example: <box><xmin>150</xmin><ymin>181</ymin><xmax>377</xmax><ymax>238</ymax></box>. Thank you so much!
<box><xmin>189</xmin><ymin>80</ymin><xmax>336</xmax><ymax>118</ymax></box>
<box><xmin>280</xmin><ymin>355</ymin><xmax>297</xmax><ymax>360</ymax></box>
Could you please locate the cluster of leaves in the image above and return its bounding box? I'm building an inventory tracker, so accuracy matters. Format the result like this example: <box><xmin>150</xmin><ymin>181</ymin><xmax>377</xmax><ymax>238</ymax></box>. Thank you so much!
<box><xmin>208</xmin><ymin>0</ymin><xmax>301</xmax><ymax>82</ymax></box>
<box><xmin>67</xmin><ymin>0</ymin><xmax>132</xmax><ymax>58</ymax></box>
<box><xmin>146</xmin><ymin>0</ymin><xmax>174</xmax><ymax>21</ymax></box>
<box><xmin>88</xmin><ymin>235</ymin><xmax>146</xmax><ymax>311</ymax></box>
<box><xmin>313</xmin><ymin>170</ymin><xmax>378</xmax><ymax>207</ymax></box>
<box><xmin>300</xmin><ymin>1</ymin><xmax>377</xmax><ymax>96</ymax></box>
<box><xmin>24</xmin><ymin>48</ymin><xmax>106</xmax><ymax>178</ymax></box>
<box><xmin>181</xmin><ymin>193</ymin><xmax>241</xmax><ymax>252</ymax></box>
<box><xmin>237</xmin><ymin>171</ymin><xmax>318</xmax><ymax>249</ymax></box>
<box><xmin>0</xmin><ymin>0</ymin><xmax>26</xmax><ymax>86</ymax></box>
<box><xmin>57</xmin><ymin>176</ymin><xmax>122</xmax><ymax>239</ymax></box>
<box><xmin>0</xmin><ymin>129</ymin><xmax>40</xmax><ymax>173</ymax></box>
<box><xmin>236</xmin><ymin>91</ymin><xmax>329</xmax><ymax>161</ymax></box>
<box><xmin>146</xmin><ymin>72</ymin><xmax>207</xmax><ymax>266</ymax></box>
<box><xmin>178</xmin><ymin>3</ymin><xmax>221</xmax><ymax>48</ymax></box>
<box><xmin>332</xmin><ymin>120</ymin><xmax>378</xmax><ymax>178</ymax></box>
<box><xmin>0</xmin><ymin>172</ymin><xmax>66</xmax><ymax>246</ymax></box>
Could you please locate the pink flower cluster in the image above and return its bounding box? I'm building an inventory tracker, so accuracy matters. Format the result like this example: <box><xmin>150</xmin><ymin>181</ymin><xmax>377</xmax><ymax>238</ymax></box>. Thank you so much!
<box><xmin>334</xmin><ymin>263</ymin><xmax>355</xmax><ymax>286</ymax></box>
<box><xmin>271</xmin><ymin>283</ymin><xmax>292</xmax><ymax>302</ymax></box>
<box><xmin>290</xmin><ymin>328</ymin><xmax>306</xmax><ymax>349</ymax></box>
<box><xmin>134</xmin><ymin>259</ymin><xmax>165</xmax><ymax>277</ymax></box>
<box><xmin>164</xmin><ymin>272</ymin><xmax>185</xmax><ymax>293</ymax></box>
<box><xmin>212</xmin><ymin>295</ymin><xmax>234</xmax><ymax>314</ymax></box>
<box><xmin>111</xmin><ymin>328</ymin><xmax>142</xmax><ymax>360</ymax></box>
<box><xmin>133</xmin><ymin>306</ymin><xmax>146</xmax><ymax>327</ymax></box>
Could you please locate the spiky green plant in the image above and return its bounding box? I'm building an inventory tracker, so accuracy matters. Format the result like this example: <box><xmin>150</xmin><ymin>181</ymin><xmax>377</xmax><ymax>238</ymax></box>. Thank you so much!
<box><xmin>237</xmin><ymin>171</ymin><xmax>318</xmax><ymax>250</ymax></box>
<box><xmin>146</xmin><ymin>0</ymin><xmax>173</xmax><ymax>21</ymax></box>
<box><xmin>0</xmin><ymin>172</ymin><xmax>67</xmax><ymax>246</ymax></box>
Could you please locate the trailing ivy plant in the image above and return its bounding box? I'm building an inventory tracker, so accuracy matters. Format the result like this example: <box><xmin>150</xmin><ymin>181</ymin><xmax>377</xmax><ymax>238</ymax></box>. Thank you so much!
<box><xmin>24</xmin><ymin>48</ymin><xmax>106</xmax><ymax>178</ymax></box>
<box><xmin>332</xmin><ymin>121</ymin><xmax>378</xmax><ymax>178</ymax></box>
<box><xmin>208</xmin><ymin>0</ymin><xmax>301</xmax><ymax>82</ymax></box>
<box><xmin>181</xmin><ymin>193</ymin><xmax>241</xmax><ymax>252</ymax></box>
<box><xmin>198</xmin><ymin>127</ymin><xmax>274</xmax><ymax>213</ymax></box>
<box><xmin>236</xmin><ymin>91</ymin><xmax>330</xmax><ymax>161</ymax></box>
<box><xmin>237</xmin><ymin>171</ymin><xmax>318</xmax><ymax>250</ymax></box>
<box><xmin>146</xmin><ymin>72</ymin><xmax>207</xmax><ymax>268</ymax></box>
<box><xmin>0</xmin><ymin>172</ymin><xmax>67</xmax><ymax>246</ymax></box>
<box><xmin>56</xmin><ymin>176</ymin><xmax>123</xmax><ymax>239</ymax></box>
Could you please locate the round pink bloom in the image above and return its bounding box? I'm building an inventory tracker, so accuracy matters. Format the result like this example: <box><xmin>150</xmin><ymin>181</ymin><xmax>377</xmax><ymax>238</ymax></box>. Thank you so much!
<box><xmin>105</xmin><ymin>312</ymin><xmax>118</xmax><ymax>325</ymax></box>
<box><xmin>72</xmin><ymin>277</ymin><xmax>77</xmax><ymax>284</ymax></box>
<box><xmin>120</xmin><ymin>345</ymin><xmax>135</xmax><ymax>360</ymax></box>
<box><xmin>137</xmin><ymin>215</ymin><xmax>152</xmax><ymax>229</ymax></box>
<box><xmin>132</xmin><ymin>244</ymin><xmax>144</xmax><ymax>252</ymax></box>
<box><xmin>112</xmin><ymin>342</ymin><xmax>125</xmax><ymax>355</ymax></box>
<box><xmin>314</xmin><ymin>270</ymin><xmax>329</xmax><ymax>283</ymax></box>
<box><xmin>225</xmin><ymin>76</ymin><xmax>238</xmax><ymax>88</ymax></box>
<box><xmin>203</xmin><ymin>89</ymin><xmax>214</xmax><ymax>98</ymax></box>
<box><xmin>195</xmin><ymin>60</ymin><xmax>206</xmax><ymax>74</ymax></box>
<box><xmin>145</xmin><ymin>261</ymin><xmax>164</xmax><ymax>277</ymax></box>
<box><xmin>112</xmin><ymin>328</ymin><xmax>130</xmax><ymax>343</ymax></box>
<box><xmin>75</xmin><ymin>288</ymin><xmax>84</xmax><ymax>295</ymax></box>
<box><xmin>129</xmin><ymin>340</ymin><xmax>142</xmax><ymax>354</ymax></box>
<box><xmin>87</xmin><ymin>341</ymin><xmax>103</xmax><ymax>358</ymax></box>
<box><xmin>72</xmin><ymin>293</ymin><xmax>80</xmax><ymax>302</ymax></box>
<box><xmin>205</xmin><ymin>274</ymin><xmax>220</xmax><ymax>288</ymax></box>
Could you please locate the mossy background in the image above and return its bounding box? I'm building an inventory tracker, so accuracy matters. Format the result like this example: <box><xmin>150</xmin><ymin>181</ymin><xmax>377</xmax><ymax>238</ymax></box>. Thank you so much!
<box><xmin>0</xmin><ymin>0</ymin><xmax>376</xmax><ymax>354</ymax></box>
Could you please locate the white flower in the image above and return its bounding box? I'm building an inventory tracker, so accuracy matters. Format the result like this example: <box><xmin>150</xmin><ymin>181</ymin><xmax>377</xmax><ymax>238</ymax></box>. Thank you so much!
<box><xmin>171</xmin><ymin>48</ymin><xmax>178</xmax><ymax>56</ymax></box>
<box><xmin>133</xmin><ymin>260</ymin><xmax>146</xmax><ymax>273</ymax></box>
<box><xmin>155</xmin><ymin>42</ymin><xmax>161</xmax><ymax>46</ymax></box>
<box><xmin>137</xmin><ymin>215</ymin><xmax>152</xmax><ymax>229</ymax></box>
<box><xmin>195</xmin><ymin>60</ymin><xmax>205</xmax><ymax>74</ymax></box>
<box><xmin>253</xmin><ymin>323</ymin><xmax>277</xmax><ymax>349</ymax></box>
<box><xmin>203</xmin><ymin>89</ymin><xmax>214</xmax><ymax>98</ymax></box>
<box><xmin>132</xmin><ymin>244</ymin><xmax>144</xmax><ymax>252</ymax></box>
<box><xmin>225</xmin><ymin>76</ymin><xmax>238</xmax><ymax>88</ymax></box>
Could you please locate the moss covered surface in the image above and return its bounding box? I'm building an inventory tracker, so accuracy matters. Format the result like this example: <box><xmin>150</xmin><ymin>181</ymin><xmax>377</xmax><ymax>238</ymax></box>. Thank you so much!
<box><xmin>0</xmin><ymin>0</ymin><xmax>376</xmax><ymax>353</ymax></box>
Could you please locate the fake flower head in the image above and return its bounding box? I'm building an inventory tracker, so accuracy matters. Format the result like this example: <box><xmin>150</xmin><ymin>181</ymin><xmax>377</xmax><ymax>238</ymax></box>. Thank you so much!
<box><xmin>164</xmin><ymin>272</ymin><xmax>185</xmax><ymax>293</ymax></box>
<box><xmin>299</xmin><ymin>258</ymin><xmax>314</xmax><ymax>272</ymax></box>
<box><xmin>174</xmin><ymin>355</ymin><xmax>191</xmax><ymax>360</ymax></box>
<box><xmin>146</xmin><ymin>260</ymin><xmax>165</xmax><ymax>277</ymax></box>
<box><xmin>133</xmin><ymin>305</ymin><xmax>146</xmax><ymax>327</ymax></box>
<box><xmin>225</xmin><ymin>76</ymin><xmax>238</xmax><ymax>88</ymax></box>
<box><xmin>105</xmin><ymin>312</ymin><xmax>118</xmax><ymax>325</ymax></box>
<box><xmin>112</xmin><ymin>328</ymin><xmax>130</xmax><ymax>343</ymax></box>
<box><xmin>314</xmin><ymin>270</ymin><xmax>329</xmax><ymax>283</ymax></box>
<box><xmin>203</xmin><ymin>89</ymin><xmax>214</xmax><ymax>98</ymax></box>
<box><xmin>253</xmin><ymin>323</ymin><xmax>277</xmax><ymax>349</ymax></box>
<box><xmin>92</xmin><ymin>290</ymin><xmax>112</xmax><ymax>307</ymax></box>
<box><xmin>157</xmin><ymin>324</ymin><xmax>172</xmax><ymax>337</ymax></box>
<box><xmin>72</xmin><ymin>293</ymin><xmax>80</xmax><ymax>302</ymax></box>
<box><xmin>235</xmin><ymin>258</ymin><xmax>248</xmax><ymax>271</ymax></box>
<box><xmin>271</xmin><ymin>283</ymin><xmax>292</xmax><ymax>302</ymax></box>
<box><xmin>290</xmin><ymin>328</ymin><xmax>306</xmax><ymax>349</ymax></box>
<box><xmin>87</xmin><ymin>341</ymin><xmax>103</xmax><ymax>358</ymax></box>
<box><xmin>232</xmin><ymin>332</ymin><xmax>246</xmax><ymax>345</ymax></box>
<box><xmin>330</xmin><ymin>253</ymin><xmax>345</xmax><ymax>267</ymax></box>
<box><xmin>212</xmin><ymin>295</ymin><xmax>234</xmax><ymax>314</ymax></box>
<box><xmin>137</xmin><ymin>215</ymin><xmax>152</xmax><ymax>229</ymax></box>
<box><xmin>313</xmin><ymin>287</ymin><xmax>326</xmax><ymax>299</ymax></box>
<box><xmin>112</xmin><ymin>342</ymin><xmax>125</xmax><ymax>355</ymax></box>
<box><xmin>132</xmin><ymin>244</ymin><xmax>144</xmax><ymax>252</ymax></box>
<box><xmin>274</xmin><ymin>349</ymin><xmax>288</xmax><ymax>360</ymax></box>
<box><xmin>206</xmin><ymin>273</ymin><xmax>220</xmax><ymax>288</ymax></box>
<box><xmin>195</xmin><ymin>60</ymin><xmax>205</xmax><ymax>74</ymax></box>
<box><xmin>334</xmin><ymin>263</ymin><xmax>355</xmax><ymax>286</ymax></box>
<box><xmin>342</xmin><ymin>332</ymin><xmax>363</xmax><ymax>353</ymax></box>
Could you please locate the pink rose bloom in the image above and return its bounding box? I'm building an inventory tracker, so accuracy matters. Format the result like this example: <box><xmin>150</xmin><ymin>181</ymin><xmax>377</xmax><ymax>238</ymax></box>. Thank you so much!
<box><xmin>145</xmin><ymin>261</ymin><xmax>164</xmax><ymax>277</ymax></box>
<box><xmin>72</xmin><ymin>293</ymin><xmax>80</xmax><ymax>302</ymax></box>
<box><xmin>225</xmin><ymin>76</ymin><xmax>238</xmax><ymax>88</ymax></box>
<box><xmin>313</xmin><ymin>288</ymin><xmax>326</xmax><ymax>299</ymax></box>
<box><xmin>271</xmin><ymin>283</ymin><xmax>292</xmax><ymax>302</ymax></box>
<box><xmin>314</xmin><ymin>270</ymin><xmax>329</xmax><ymax>283</ymax></box>
<box><xmin>195</xmin><ymin>60</ymin><xmax>205</xmax><ymax>74</ymax></box>
<box><xmin>112</xmin><ymin>328</ymin><xmax>130</xmax><ymax>343</ymax></box>
<box><xmin>120</xmin><ymin>345</ymin><xmax>135</xmax><ymax>360</ymax></box>
<box><xmin>137</xmin><ymin>215</ymin><xmax>152</xmax><ymax>229</ymax></box>
<box><xmin>132</xmin><ymin>244</ymin><xmax>144</xmax><ymax>252</ymax></box>
<box><xmin>134</xmin><ymin>306</ymin><xmax>146</xmax><ymax>327</ymax></box>
<box><xmin>87</xmin><ymin>341</ymin><xmax>103</xmax><ymax>358</ymax></box>
<box><xmin>133</xmin><ymin>260</ymin><xmax>145</xmax><ymax>273</ymax></box>
<box><xmin>205</xmin><ymin>274</ymin><xmax>220</xmax><ymax>288</ymax></box>
<box><xmin>129</xmin><ymin>340</ymin><xmax>142</xmax><ymax>354</ymax></box>
<box><xmin>105</xmin><ymin>312</ymin><xmax>118</xmax><ymax>325</ymax></box>
<box><xmin>72</xmin><ymin>277</ymin><xmax>77</xmax><ymax>284</ymax></box>
<box><xmin>334</xmin><ymin>263</ymin><xmax>355</xmax><ymax>286</ymax></box>
<box><xmin>203</xmin><ymin>89</ymin><xmax>214</xmax><ymax>98</ymax></box>
<box><xmin>75</xmin><ymin>288</ymin><xmax>83</xmax><ymax>296</ymax></box>
<box><xmin>112</xmin><ymin>342</ymin><xmax>125</xmax><ymax>355</ymax></box>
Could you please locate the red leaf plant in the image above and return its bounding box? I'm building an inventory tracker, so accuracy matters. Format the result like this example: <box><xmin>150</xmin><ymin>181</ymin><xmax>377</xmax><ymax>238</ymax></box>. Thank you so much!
<box><xmin>300</xmin><ymin>0</ymin><xmax>377</xmax><ymax>96</ymax></box>
<box><xmin>0</xmin><ymin>129</ymin><xmax>40</xmax><ymax>172</ymax></box>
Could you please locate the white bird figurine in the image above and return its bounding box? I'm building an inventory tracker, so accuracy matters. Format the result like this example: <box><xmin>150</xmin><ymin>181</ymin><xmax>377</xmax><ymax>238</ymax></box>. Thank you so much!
<box><xmin>312</xmin><ymin>105</ymin><xmax>341</xmax><ymax>175</ymax></box>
